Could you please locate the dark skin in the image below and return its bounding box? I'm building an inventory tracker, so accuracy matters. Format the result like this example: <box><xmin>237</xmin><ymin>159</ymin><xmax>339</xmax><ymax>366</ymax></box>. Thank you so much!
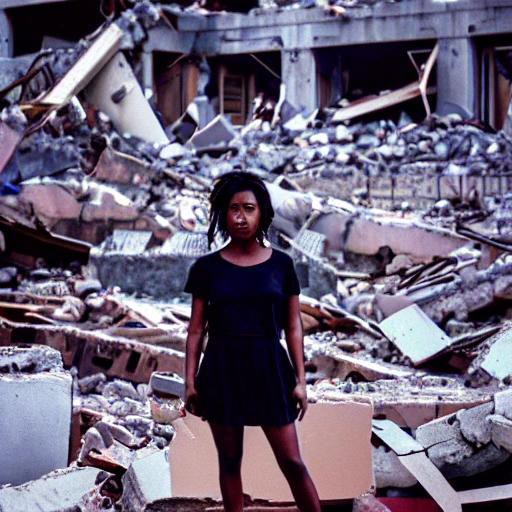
<box><xmin>184</xmin><ymin>190</ymin><xmax>321</xmax><ymax>512</ymax></box>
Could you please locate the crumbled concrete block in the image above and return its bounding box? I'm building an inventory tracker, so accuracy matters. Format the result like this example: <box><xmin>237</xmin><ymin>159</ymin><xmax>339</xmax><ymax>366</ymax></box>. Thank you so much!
<box><xmin>480</xmin><ymin>328</ymin><xmax>512</xmax><ymax>381</ymax></box>
<box><xmin>493</xmin><ymin>275</ymin><xmax>512</xmax><ymax>300</ymax></box>
<box><xmin>110</xmin><ymin>229</ymin><xmax>153</xmax><ymax>255</ymax></box>
<box><xmin>92</xmin><ymin>146</ymin><xmax>151</xmax><ymax>185</ymax></box>
<box><xmin>385</xmin><ymin>254</ymin><xmax>414</xmax><ymax>275</ymax></box>
<box><xmin>353</xmin><ymin>494</ymin><xmax>392</xmax><ymax>512</ymax></box>
<box><xmin>121</xmin><ymin>447</ymin><xmax>171</xmax><ymax>511</ymax></box>
<box><xmin>372</xmin><ymin>444</ymin><xmax>417</xmax><ymax>489</ymax></box>
<box><xmin>89</xmin><ymin>250</ymin><xmax>196</xmax><ymax>299</ymax></box>
<box><xmin>494</xmin><ymin>389</ymin><xmax>512</xmax><ymax>420</ymax></box>
<box><xmin>415</xmin><ymin>413</ymin><xmax>473</xmax><ymax>476</ymax></box>
<box><xmin>19</xmin><ymin>184</ymin><xmax>82</xmax><ymax>228</ymax></box>
<box><xmin>415</xmin><ymin>413</ymin><xmax>509</xmax><ymax>478</ymax></box>
<box><xmin>0</xmin><ymin>466</ymin><xmax>101</xmax><ymax>512</ymax></box>
<box><xmin>160</xmin><ymin>142</ymin><xmax>189</xmax><ymax>160</ymax></box>
<box><xmin>344</xmin><ymin>216</ymin><xmax>469</xmax><ymax>264</ymax></box>
<box><xmin>456</xmin><ymin>401</ymin><xmax>494</xmax><ymax>446</ymax></box>
<box><xmin>81</xmin><ymin>183</ymin><xmax>139</xmax><ymax>222</ymax></box>
<box><xmin>188</xmin><ymin>115</ymin><xmax>236</xmax><ymax>150</ymax></box>
<box><xmin>489</xmin><ymin>414</ymin><xmax>512</xmax><ymax>452</ymax></box>
<box><xmin>0</xmin><ymin>347</ymin><xmax>72</xmax><ymax>486</ymax></box>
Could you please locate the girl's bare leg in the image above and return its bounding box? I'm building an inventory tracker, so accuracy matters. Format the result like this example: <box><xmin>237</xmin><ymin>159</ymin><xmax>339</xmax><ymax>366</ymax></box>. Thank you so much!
<box><xmin>262</xmin><ymin>422</ymin><xmax>321</xmax><ymax>512</ymax></box>
<box><xmin>209</xmin><ymin>422</ymin><xmax>244</xmax><ymax>512</ymax></box>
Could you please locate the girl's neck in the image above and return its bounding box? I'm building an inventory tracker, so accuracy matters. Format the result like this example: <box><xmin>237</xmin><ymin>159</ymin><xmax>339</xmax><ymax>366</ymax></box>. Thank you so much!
<box><xmin>228</xmin><ymin>238</ymin><xmax>261</xmax><ymax>253</ymax></box>
<box><xmin>221</xmin><ymin>239</ymin><xmax>272</xmax><ymax>266</ymax></box>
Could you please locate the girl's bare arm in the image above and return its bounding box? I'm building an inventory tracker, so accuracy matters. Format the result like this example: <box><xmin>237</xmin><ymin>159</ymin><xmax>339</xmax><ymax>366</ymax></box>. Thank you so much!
<box><xmin>184</xmin><ymin>296</ymin><xmax>207</xmax><ymax>413</ymax></box>
<box><xmin>283</xmin><ymin>294</ymin><xmax>308</xmax><ymax>420</ymax></box>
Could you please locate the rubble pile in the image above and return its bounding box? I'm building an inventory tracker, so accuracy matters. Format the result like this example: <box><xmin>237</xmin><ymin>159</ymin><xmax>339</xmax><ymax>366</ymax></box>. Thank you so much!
<box><xmin>2</xmin><ymin>1</ymin><xmax>512</xmax><ymax>511</ymax></box>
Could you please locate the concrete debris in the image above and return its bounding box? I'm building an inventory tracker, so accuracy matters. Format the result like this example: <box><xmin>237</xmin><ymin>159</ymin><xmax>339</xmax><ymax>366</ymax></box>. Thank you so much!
<box><xmin>0</xmin><ymin>466</ymin><xmax>103</xmax><ymax>512</ymax></box>
<box><xmin>0</xmin><ymin>346</ymin><xmax>72</xmax><ymax>487</ymax></box>
<box><xmin>2</xmin><ymin>1</ymin><xmax>512</xmax><ymax>510</ymax></box>
<box><xmin>84</xmin><ymin>52</ymin><xmax>169</xmax><ymax>145</ymax></box>
<box><xmin>379</xmin><ymin>304</ymin><xmax>453</xmax><ymax>366</ymax></box>
<box><xmin>121</xmin><ymin>447</ymin><xmax>171</xmax><ymax>512</ymax></box>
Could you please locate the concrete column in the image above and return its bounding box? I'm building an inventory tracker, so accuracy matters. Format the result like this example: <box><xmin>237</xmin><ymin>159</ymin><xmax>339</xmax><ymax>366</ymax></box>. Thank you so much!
<box><xmin>435</xmin><ymin>38</ymin><xmax>477</xmax><ymax>119</ymax></box>
<box><xmin>281</xmin><ymin>48</ymin><xmax>317</xmax><ymax>113</ymax></box>
<box><xmin>0</xmin><ymin>10</ymin><xmax>12</xmax><ymax>58</ymax></box>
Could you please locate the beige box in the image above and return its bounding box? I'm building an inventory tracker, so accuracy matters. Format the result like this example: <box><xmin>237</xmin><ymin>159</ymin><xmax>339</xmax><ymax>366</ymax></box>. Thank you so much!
<box><xmin>169</xmin><ymin>402</ymin><xmax>374</xmax><ymax>503</ymax></box>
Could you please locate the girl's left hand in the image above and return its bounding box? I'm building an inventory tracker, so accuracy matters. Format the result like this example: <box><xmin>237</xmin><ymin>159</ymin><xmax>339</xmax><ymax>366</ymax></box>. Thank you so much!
<box><xmin>292</xmin><ymin>382</ymin><xmax>308</xmax><ymax>421</ymax></box>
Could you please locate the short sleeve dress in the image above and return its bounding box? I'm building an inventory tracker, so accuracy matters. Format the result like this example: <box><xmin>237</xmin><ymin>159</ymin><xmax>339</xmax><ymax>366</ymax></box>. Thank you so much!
<box><xmin>184</xmin><ymin>249</ymin><xmax>300</xmax><ymax>427</ymax></box>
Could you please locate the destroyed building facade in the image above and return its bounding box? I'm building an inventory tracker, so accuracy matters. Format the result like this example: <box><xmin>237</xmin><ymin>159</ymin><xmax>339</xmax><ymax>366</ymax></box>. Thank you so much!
<box><xmin>2</xmin><ymin>1</ymin><xmax>512</xmax><ymax>131</ymax></box>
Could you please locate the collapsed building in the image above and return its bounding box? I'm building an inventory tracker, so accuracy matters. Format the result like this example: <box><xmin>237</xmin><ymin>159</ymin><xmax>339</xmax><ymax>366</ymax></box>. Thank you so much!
<box><xmin>2</xmin><ymin>0</ymin><xmax>512</xmax><ymax>511</ymax></box>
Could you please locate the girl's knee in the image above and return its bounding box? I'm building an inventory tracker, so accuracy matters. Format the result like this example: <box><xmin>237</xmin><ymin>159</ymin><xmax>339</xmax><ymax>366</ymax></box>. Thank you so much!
<box><xmin>218</xmin><ymin>454</ymin><xmax>243</xmax><ymax>475</ymax></box>
<box><xmin>279</xmin><ymin>457</ymin><xmax>308</xmax><ymax>481</ymax></box>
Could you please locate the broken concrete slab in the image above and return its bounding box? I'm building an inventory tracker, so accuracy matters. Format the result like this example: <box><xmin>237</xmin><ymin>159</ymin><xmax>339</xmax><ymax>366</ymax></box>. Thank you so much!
<box><xmin>415</xmin><ymin>412</ymin><xmax>510</xmax><ymax>479</ymax></box>
<box><xmin>379</xmin><ymin>304</ymin><xmax>452</xmax><ymax>366</ymax></box>
<box><xmin>121</xmin><ymin>447</ymin><xmax>171</xmax><ymax>511</ymax></box>
<box><xmin>92</xmin><ymin>145</ymin><xmax>152</xmax><ymax>185</ymax></box>
<box><xmin>312</xmin><ymin>349</ymin><xmax>412</xmax><ymax>382</ymax></box>
<box><xmin>15</xmin><ymin>141</ymin><xmax>79</xmax><ymax>182</ymax></box>
<box><xmin>0</xmin><ymin>346</ymin><xmax>72</xmax><ymax>486</ymax></box>
<box><xmin>458</xmin><ymin>482</ymin><xmax>512</xmax><ymax>506</ymax></box>
<box><xmin>110</xmin><ymin>229</ymin><xmax>153</xmax><ymax>255</ymax></box>
<box><xmin>0</xmin><ymin>466</ymin><xmax>101</xmax><ymax>512</ymax></box>
<box><xmin>169</xmin><ymin>402</ymin><xmax>374</xmax><ymax>502</ymax></box>
<box><xmin>84</xmin><ymin>52</ymin><xmax>169</xmax><ymax>145</ymax></box>
<box><xmin>488</xmin><ymin>414</ymin><xmax>512</xmax><ymax>452</ymax></box>
<box><xmin>312</xmin><ymin>375</ymin><xmax>494</xmax><ymax>430</ymax></box>
<box><xmin>374</xmin><ymin>292</ymin><xmax>415</xmax><ymax>318</ymax></box>
<box><xmin>187</xmin><ymin>114</ymin><xmax>237</xmax><ymax>151</ymax></box>
<box><xmin>342</xmin><ymin>215</ymin><xmax>471</xmax><ymax>265</ymax></box>
<box><xmin>0</xmin><ymin>322</ymin><xmax>185</xmax><ymax>384</ymax></box>
<box><xmin>479</xmin><ymin>326</ymin><xmax>512</xmax><ymax>382</ymax></box>
<box><xmin>18</xmin><ymin>183</ymin><xmax>82</xmax><ymax>230</ymax></box>
<box><xmin>89</xmin><ymin>248</ymin><xmax>197</xmax><ymax>299</ymax></box>
<box><xmin>149</xmin><ymin>371</ymin><xmax>185</xmax><ymax>399</ymax></box>
<box><xmin>81</xmin><ymin>182</ymin><xmax>139</xmax><ymax>222</ymax></box>
<box><xmin>494</xmin><ymin>389</ymin><xmax>512</xmax><ymax>420</ymax></box>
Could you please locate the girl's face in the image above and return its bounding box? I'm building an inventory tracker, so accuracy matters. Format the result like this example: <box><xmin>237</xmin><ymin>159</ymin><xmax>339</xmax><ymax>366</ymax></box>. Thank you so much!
<box><xmin>225</xmin><ymin>190</ymin><xmax>261</xmax><ymax>242</ymax></box>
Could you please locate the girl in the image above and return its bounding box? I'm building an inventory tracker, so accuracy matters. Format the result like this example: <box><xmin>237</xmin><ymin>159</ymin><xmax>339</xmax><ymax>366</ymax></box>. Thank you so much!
<box><xmin>184</xmin><ymin>171</ymin><xmax>321</xmax><ymax>512</ymax></box>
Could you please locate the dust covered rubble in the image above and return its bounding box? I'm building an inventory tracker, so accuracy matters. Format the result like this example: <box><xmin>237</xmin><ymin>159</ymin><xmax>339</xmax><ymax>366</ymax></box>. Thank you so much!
<box><xmin>0</xmin><ymin>344</ymin><xmax>180</xmax><ymax>511</ymax></box>
<box><xmin>2</xmin><ymin>4</ymin><xmax>512</xmax><ymax>509</ymax></box>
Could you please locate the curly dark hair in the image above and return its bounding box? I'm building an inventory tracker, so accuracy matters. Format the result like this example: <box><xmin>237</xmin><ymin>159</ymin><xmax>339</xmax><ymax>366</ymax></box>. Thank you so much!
<box><xmin>207</xmin><ymin>171</ymin><xmax>274</xmax><ymax>248</ymax></box>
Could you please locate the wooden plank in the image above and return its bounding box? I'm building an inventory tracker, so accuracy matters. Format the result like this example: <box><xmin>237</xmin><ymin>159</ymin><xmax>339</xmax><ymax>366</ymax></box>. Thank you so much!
<box><xmin>399</xmin><ymin>454</ymin><xmax>462</xmax><ymax>512</ymax></box>
<box><xmin>372</xmin><ymin>419</ymin><xmax>424</xmax><ymax>456</ymax></box>
<box><xmin>458</xmin><ymin>484</ymin><xmax>512</xmax><ymax>505</ymax></box>
<box><xmin>38</xmin><ymin>23</ymin><xmax>124</xmax><ymax>106</ymax></box>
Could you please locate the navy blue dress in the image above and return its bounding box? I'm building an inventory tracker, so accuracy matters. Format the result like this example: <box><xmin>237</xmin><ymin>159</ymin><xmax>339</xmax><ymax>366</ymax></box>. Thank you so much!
<box><xmin>184</xmin><ymin>249</ymin><xmax>300</xmax><ymax>427</ymax></box>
